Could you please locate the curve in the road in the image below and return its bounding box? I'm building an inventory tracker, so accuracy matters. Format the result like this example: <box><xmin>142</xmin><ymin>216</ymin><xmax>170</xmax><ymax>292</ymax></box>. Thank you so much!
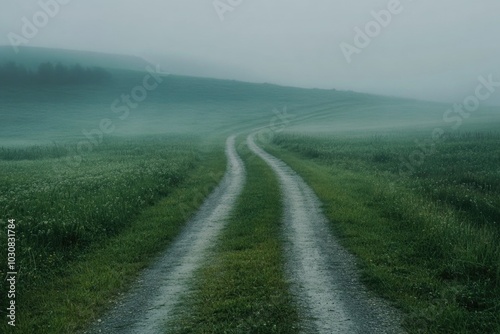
<box><xmin>86</xmin><ymin>135</ymin><xmax>245</xmax><ymax>334</ymax></box>
<box><xmin>247</xmin><ymin>134</ymin><xmax>403</xmax><ymax>334</ymax></box>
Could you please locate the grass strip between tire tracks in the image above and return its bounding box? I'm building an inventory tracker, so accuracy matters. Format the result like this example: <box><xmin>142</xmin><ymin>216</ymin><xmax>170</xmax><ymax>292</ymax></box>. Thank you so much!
<box><xmin>169</xmin><ymin>138</ymin><xmax>300</xmax><ymax>333</ymax></box>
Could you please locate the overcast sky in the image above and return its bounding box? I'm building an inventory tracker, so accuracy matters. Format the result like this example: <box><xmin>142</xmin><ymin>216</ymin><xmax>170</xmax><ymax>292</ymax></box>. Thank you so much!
<box><xmin>1</xmin><ymin>0</ymin><xmax>499</xmax><ymax>104</ymax></box>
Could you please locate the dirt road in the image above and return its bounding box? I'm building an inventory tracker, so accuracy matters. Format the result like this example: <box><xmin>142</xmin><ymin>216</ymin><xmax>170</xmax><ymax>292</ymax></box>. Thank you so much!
<box><xmin>247</xmin><ymin>134</ymin><xmax>403</xmax><ymax>334</ymax></box>
<box><xmin>86</xmin><ymin>135</ymin><xmax>245</xmax><ymax>334</ymax></box>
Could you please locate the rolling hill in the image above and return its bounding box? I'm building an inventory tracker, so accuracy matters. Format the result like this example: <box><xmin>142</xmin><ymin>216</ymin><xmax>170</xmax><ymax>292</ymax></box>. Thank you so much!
<box><xmin>1</xmin><ymin>47</ymin><xmax>499</xmax><ymax>146</ymax></box>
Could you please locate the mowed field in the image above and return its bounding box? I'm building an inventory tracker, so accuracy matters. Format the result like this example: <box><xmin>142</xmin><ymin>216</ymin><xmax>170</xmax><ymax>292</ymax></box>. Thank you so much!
<box><xmin>1</xmin><ymin>66</ymin><xmax>500</xmax><ymax>333</ymax></box>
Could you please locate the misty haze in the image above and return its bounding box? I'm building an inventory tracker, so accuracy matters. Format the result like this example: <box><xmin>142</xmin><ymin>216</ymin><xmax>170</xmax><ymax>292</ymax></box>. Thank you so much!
<box><xmin>1</xmin><ymin>1</ymin><xmax>499</xmax><ymax>333</ymax></box>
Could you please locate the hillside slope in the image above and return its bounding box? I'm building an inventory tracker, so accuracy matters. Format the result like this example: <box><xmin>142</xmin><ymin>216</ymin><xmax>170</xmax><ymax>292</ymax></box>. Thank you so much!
<box><xmin>1</xmin><ymin>48</ymin><xmax>498</xmax><ymax>145</ymax></box>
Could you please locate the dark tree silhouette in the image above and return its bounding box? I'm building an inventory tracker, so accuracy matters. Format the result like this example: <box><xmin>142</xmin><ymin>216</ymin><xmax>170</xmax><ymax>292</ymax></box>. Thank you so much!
<box><xmin>0</xmin><ymin>62</ymin><xmax>32</xmax><ymax>85</ymax></box>
<box><xmin>37</xmin><ymin>62</ymin><xmax>56</xmax><ymax>84</ymax></box>
<box><xmin>0</xmin><ymin>62</ymin><xmax>112</xmax><ymax>86</ymax></box>
<box><xmin>54</xmin><ymin>62</ymin><xmax>70</xmax><ymax>83</ymax></box>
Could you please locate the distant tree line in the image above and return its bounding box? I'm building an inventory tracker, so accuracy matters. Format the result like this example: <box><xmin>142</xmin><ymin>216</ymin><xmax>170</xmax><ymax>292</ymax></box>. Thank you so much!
<box><xmin>0</xmin><ymin>62</ymin><xmax>112</xmax><ymax>86</ymax></box>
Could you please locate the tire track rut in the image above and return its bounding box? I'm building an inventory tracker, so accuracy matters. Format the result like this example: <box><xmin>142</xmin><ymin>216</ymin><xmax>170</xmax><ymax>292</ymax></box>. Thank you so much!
<box><xmin>247</xmin><ymin>134</ymin><xmax>403</xmax><ymax>334</ymax></box>
<box><xmin>86</xmin><ymin>135</ymin><xmax>245</xmax><ymax>334</ymax></box>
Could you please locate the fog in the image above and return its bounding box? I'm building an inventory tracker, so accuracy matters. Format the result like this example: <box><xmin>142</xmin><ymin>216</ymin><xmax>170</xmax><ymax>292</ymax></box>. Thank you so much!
<box><xmin>1</xmin><ymin>0</ymin><xmax>500</xmax><ymax>105</ymax></box>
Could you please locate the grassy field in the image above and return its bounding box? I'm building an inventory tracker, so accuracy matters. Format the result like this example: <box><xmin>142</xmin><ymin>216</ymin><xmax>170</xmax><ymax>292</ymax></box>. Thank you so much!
<box><xmin>0</xmin><ymin>135</ymin><xmax>226</xmax><ymax>333</ymax></box>
<box><xmin>2</xmin><ymin>51</ymin><xmax>500</xmax><ymax>332</ymax></box>
<box><xmin>168</xmin><ymin>138</ymin><xmax>299</xmax><ymax>333</ymax></box>
<box><xmin>265</xmin><ymin>131</ymin><xmax>500</xmax><ymax>333</ymax></box>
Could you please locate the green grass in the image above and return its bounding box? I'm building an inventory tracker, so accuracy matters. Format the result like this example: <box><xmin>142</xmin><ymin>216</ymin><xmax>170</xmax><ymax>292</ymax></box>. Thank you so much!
<box><xmin>266</xmin><ymin>132</ymin><xmax>500</xmax><ymax>333</ymax></box>
<box><xmin>0</xmin><ymin>136</ymin><xmax>226</xmax><ymax>333</ymax></box>
<box><xmin>168</xmin><ymin>138</ymin><xmax>299</xmax><ymax>334</ymax></box>
<box><xmin>0</xmin><ymin>137</ymin><xmax>196</xmax><ymax>284</ymax></box>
